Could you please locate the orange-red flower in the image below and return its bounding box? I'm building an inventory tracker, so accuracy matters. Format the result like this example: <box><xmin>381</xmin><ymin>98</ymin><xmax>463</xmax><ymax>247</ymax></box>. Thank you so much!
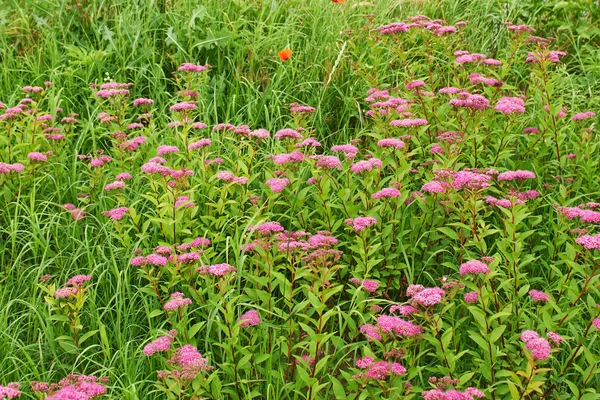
<box><xmin>332</xmin><ymin>0</ymin><xmax>344</xmax><ymax>3</ymax></box>
<box><xmin>278</xmin><ymin>49</ymin><xmax>292</xmax><ymax>61</ymax></box>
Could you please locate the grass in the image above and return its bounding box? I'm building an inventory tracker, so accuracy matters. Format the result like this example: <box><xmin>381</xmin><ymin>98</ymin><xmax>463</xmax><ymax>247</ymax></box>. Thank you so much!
<box><xmin>1</xmin><ymin>0</ymin><xmax>600</xmax><ymax>399</ymax></box>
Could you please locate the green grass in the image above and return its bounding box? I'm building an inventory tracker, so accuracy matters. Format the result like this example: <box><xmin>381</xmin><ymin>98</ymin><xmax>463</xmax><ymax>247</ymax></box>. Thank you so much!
<box><xmin>1</xmin><ymin>0</ymin><xmax>600</xmax><ymax>399</ymax></box>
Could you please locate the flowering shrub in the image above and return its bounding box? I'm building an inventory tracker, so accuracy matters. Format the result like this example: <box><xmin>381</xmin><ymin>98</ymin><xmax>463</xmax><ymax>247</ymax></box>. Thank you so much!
<box><xmin>1</xmin><ymin>5</ymin><xmax>600</xmax><ymax>400</ymax></box>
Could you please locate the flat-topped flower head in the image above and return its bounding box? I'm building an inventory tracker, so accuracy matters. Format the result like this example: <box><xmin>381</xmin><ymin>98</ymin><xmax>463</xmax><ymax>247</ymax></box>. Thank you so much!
<box><xmin>178</xmin><ymin>63</ymin><xmax>209</xmax><ymax>73</ymax></box>
<box><xmin>197</xmin><ymin>263</ymin><xmax>237</xmax><ymax>277</ymax></box>
<box><xmin>520</xmin><ymin>330</ymin><xmax>539</xmax><ymax>343</ymax></box>
<box><xmin>497</xmin><ymin>170</ymin><xmax>535</xmax><ymax>181</ymax></box>
<box><xmin>526</xmin><ymin>337</ymin><xmax>551</xmax><ymax>360</ymax></box>
<box><xmin>412</xmin><ymin>287</ymin><xmax>445</xmax><ymax>306</ymax></box>
<box><xmin>66</xmin><ymin>275</ymin><xmax>91</xmax><ymax>287</ymax></box>
<box><xmin>265</xmin><ymin>178</ymin><xmax>290</xmax><ymax>192</ymax></box>
<box><xmin>164</xmin><ymin>292</ymin><xmax>192</xmax><ymax>311</ymax></box>
<box><xmin>143</xmin><ymin>330</ymin><xmax>177</xmax><ymax>355</ymax></box>
<box><xmin>238</xmin><ymin>310</ymin><xmax>261</xmax><ymax>327</ymax></box>
<box><xmin>372</xmin><ymin>188</ymin><xmax>401</xmax><ymax>199</ymax></box>
<box><xmin>529</xmin><ymin>289</ymin><xmax>550</xmax><ymax>302</ymax></box>
<box><xmin>377</xmin><ymin>138</ymin><xmax>405</xmax><ymax>149</ymax></box>
<box><xmin>495</xmin><ymin>96</ymin><xmax>525</xmax><ymax>114</ymax></box>
<box><xmin>274</xmin><ymin>128</ymin><xmax>303</xmax><ymax>140</ymax></box>
<box><xmin>345</xmin><ymin>216</ymin><xmax>377</xmax><ymax>231</ymax></box>
<box><xmin>459</xmin><ymin>260</ymin><xmax>490</xmax><ymax>276</ymax></box>
<box><xmin>464</xmin><ymin>291</ymin><xmax>479</xmax><ymax>303</ymax></box>
<box><xmin>0</xmin><ymin>383</ymin><xmax>20</xmax><ymax>399</ymax></box>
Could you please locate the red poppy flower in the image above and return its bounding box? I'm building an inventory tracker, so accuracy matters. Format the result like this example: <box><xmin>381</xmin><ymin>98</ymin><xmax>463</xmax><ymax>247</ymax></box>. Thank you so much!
<box><xmin>278</xmin><ymin>49</ymin><xmax>292</xmax><ymax>61</ymax></box>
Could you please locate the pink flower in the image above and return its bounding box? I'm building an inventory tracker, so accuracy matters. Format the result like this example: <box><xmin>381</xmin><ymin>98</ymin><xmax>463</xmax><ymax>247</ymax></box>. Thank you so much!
<box><xmin>0</xmin><ymin>383</ymin><xmax>20</xmax><ymax>399</ymax></box>
<box><xmin>251</xmin><ymin>222</ymin><xmax>284</xmax><ymax>235</ymax></box>
<box><xmin>265</xmin><ymin>178</ymin><xmax>290</xmax><ymax>192</ymax></box>
<box><xmin>404</xmin><ymin>78</ymin><xmax>425</xmax><ymax>89</ymax></box>
<box><xmin>372</xmin><ymin>188</ymin><xmax>401</xmax><ymax>199</ymax></box>
<box><xmin>288</xmin><ymin>103</ymin><xmax>316</xmax><ymax>113</ymax></box>
<box><xmin>115</xmin><ymin>173</ymin><xmax>132</xmax><ymax>181</ymax></box>
<box><xmin>55</xmin><ymin>287</ymin><xmax>79</xmax><ymax>299</ymax></box>
<box><xmin>572</xmin><ymin>111</ymin><xmax>596</xmax><ymax>121</ymax></box>
<box><xmin>157</xmin><ymin>145</ymin><xmax>179</xmax><ymax>155</ymax></box>
<box><xmin>188</xmin><ymin>139</ymin><xmax>211</xmax><ymax>150</ymax></box>
<box><xmin>390</xmin><ymin>118</ymin><xmax>428</xmax><ymax>127</ymax></box>
<box><xmin>464</xmin><ymin>291</ymin><xmax>479</xmax><ymax>303</ymax></box>
<box><xmin>452</xmin><ymin>171</ymin><xmax>491</xmax><ymax>190</ymax></box>
<box><xmin>101</xmin><ymin>207</ymin><xmax>129</xmax><ymax>221</ymax></box>
<box><xmin>449</xmin><ymin>93</ymin><xmax>490</xmax><ymax>110</ymax></box>
<box><xmin>495</xmin><ymin>97</ymin><xmax>525</xmax><ymax>114</ymax></box>
<box><xmin>547</xmin><ymin>332</ymin><xmax>564</xmax><ymax>346</ymax></box>
<box><xmin>143</xmin><ymin>331</ymin><xmax>177</xmax><ymax>355</ymax></box>
<box><xmin>411</xmin><ymin>287</ymin><xmax>445</xmax><ymax>306</ymax></box>
<box><xmin>274</xmin><ymin>128</ymin><xmax>303</xmax><ymax>140</ymax></box>
<box><xmin>104</xmin><ymin>181</ymin><xmax>125</xmax><ymax>191</ymax></box>
<box><xmin>356</xmin><ymin>357</ymin><xmax>374</xmax><ymax>369</ymax></box>
<box><xmin>459</xmin><ymin>260</ymin><xmax>490</xmax><ymax>276</ymax></box>
<box><xmin>377</xmin><ymin>138</ymin><xmax>405</xmax><ymax>149</ymax></box>
<box><xmin>296</xmin><ymin>138</ymin><xmax>321</xmax><ymax>148</ymax></box>
<box><xmin>525</xmin><ymin>338</ymin><xmax>551</xmax><ymax>360</ymax></box>
<box><xmin>360</xmin><ymin>324</ymin><xmax>382</xmax><ymax>341</ymax></box>
<box><xmin>422</xmin><ymin>181</ymin><xmax>447</xmax><ymax>193</ymax></box>
<box><xmin>270</xmin><ymin>152</ymin><xmax>304</xmax><ymax>165</ymax></box>
<box><xmin>331</xmin><ymin>144</ymin><xmax>359</xmax><ymax>156</ymax></box>
<box><xmin>133</xmin><ymin>98</ymin><xmax>154</xmax><ymax>107</ymax></box>
<box><xmin>197</xmin><ymin>263</ymin><xmax>237</xmax><ymax>276</ymax></box>
<box><xmin>28</xmin><ymin>152</ymin><xmax>48</xmax><ymax>162</ymax></box>
<box><xmin>217</xmin><ymin>170</ymin><xmax>248</xmax><ymax>185</ymax></box>
<box><xmin>593</xmin><ymin>318</ymin><xmax>600</xmax><ymax>330</ymax></box>
<box><xmin>520</xmin><ymin>330</ymin><xmax>540</xmax><ymax>343</ymax></box>
<box><xmin>529</xmin><ymin>290</ymin><xmax>550</xmax><ymax>302</ymax></box>
<box><xmin>362</xmin><ymin>279</ymin><xmax>379</xmax><ymax>293</ymax></box>
<box><xmin>169</xmin><ymin>101</ymin><xmax>196</xmax><ymax>112</ymax></box>
<box><xmin>497</xmin><ymin>170</ymin><xmax>535</xmax><ymax>181</ymax></box>
<box><xmin>164</xmin><ymin>292</ymin><xmax>192</xmax><ymax>311</ymax></box>
<box><xmin>345</xmin><ymin>216</ymin><xmax>377</xmax><ymax>231</ymax></box>
<box><xmin>145</xmin><ymin>253</ymin><xmax>168</xmax><ymax>266</ymax></box>
<box><xmin>363</xmin><ymin>361</ymin><xmax>406</xmax><ymax>380</ymax></box>
<box><xmin>350</xmin><ymin>158</ymin><xmax>382</xmax><ymax>173</ymax></box>
<box><xmin>178</xmin><ymin>63</ymin><xmax>209</xmax><ymax>73</ymax></box>
<box><xmin>238</xmin><ymin>310</ymin><xmax>261</xmax><ymax>327</ymax></box>
<box><xmin>174</xmin><ymin>196</ymin><xmax>194</xmax><ymax>209</ymax></box>
<box><xmin>66</xmin><ymin>275</ymin><xmax>91</xmax><ymax>286</ymax></box>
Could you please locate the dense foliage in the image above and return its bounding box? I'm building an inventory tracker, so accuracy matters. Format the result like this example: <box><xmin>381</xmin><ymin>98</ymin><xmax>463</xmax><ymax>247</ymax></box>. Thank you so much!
<box><xmin>1</xmin><ymin>1</ymin><xmax>600</xmax><ymax>399</ymax></box>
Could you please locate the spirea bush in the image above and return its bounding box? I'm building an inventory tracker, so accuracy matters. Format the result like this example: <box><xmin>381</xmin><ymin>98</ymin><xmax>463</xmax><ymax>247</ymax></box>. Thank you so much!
<box><xmin>1</xmin><ymin>12</ymin><xmax>600</xmax><ymax>400</ymax></box>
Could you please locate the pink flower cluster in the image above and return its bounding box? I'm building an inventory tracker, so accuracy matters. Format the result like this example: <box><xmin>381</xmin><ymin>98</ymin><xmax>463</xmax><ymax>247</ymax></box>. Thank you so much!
<box><xmin>354</xmin><ymin>358</ymin><xmax>406</xmax><ymax>380</ymax></box>
<box><xmin>143</xmin><ymin>330</ymin><xmax>177</xmax><ymax>355</ymax></box>
<box><xmin>196</xmin><ymin>263</ymin><xmax>237</xmax><ymax>277</ymax></box>
<box><xmin>520</xmin><ymin>331</ymin><xmax>558</xmax><ymax>360</ymax></box>
<box><xmin>459</xmin><ymin>260</ymin><xmax>490</xmax><ymax>276</ymax></box>
<box><xmin>350</xmin><ymin>158</ymin><xmax>382</xmax><ymax>173</ymax></box>
<box><xmin>575</xmin><ymin>233</ymin><xmax>600</xmax><ymax>250</ymax></box>
<box><xmin>238</xmin><ymin>310</ymin><xmax>261</xmax><ymax>327</ymax></box>
<box><xmin>0</xmin><ymin>383</ymin><xmax>20</xmax><ymax>399</ymax></box>
<box><xmin>54</xmin><ymin>275</ymin><xmax>91</xmax><ymax>299</ymax></box>
<box><xmin>495</xmin><ymin>97</ymin><xmax>525</xmax><ymax>114</ymax></box>
<box><xmin>407</xmin><ymin>285</ymin><xmax>445</xmax><ymax>307</ymax></box>
<box><xmin>265</xmin><ymin>178</ymin><xmax>290</xmax><ymax>192</ymax></box>
<box><xmin>572</xmin><ymin>111</ymin><xmax>596</xmax><ymax>121</ymax></box>
<box><xmin>164</xmin><ymin>292</ymin><xmax>192</xmax><ymax>311</ymax></box>
<box><xmin>344</xmin><ymin>216</ymin><xmax>377</xmax><ymax>232</ymax></box>
<box><xmin>372</xmin><ymin>188</ymin><xmax>401</xmax><ymax>199</ymax></box>
<box><xmin>497</xmin><ymin>170</ymin><xmax>535</xmax><ymax>181</ymax></box>
<box><xmin>377</xmin><ymin>138</ymin><xmax>405</xmax><ymax>149</ymax></box>
<box><xmin>349</xmin><ymin>278</ymin><xmax>379</xmax><ymax>293</ymax></box>
<box><xmin>216</xmin><ymin>170</ymin><xmax>248</xmax><ymax>185</ymax></box>
<box><xmin>422</xmin><ymin>388</ymin><xmax>485</xmax><ymax>400</ymax></box>
<box><xmin>0</xmin><ymin>163</ymin><xmax>24</xmax><ymax>174</ymax></box>
<box><xmin>529</xmin><ymin>289</ymin><xmax>550</xmax><ymax>302</ymax></box>
<box><xmin>102</xmin><ymin>207</ymin><xmax>129</xmax><ymax>221</ymax></box>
